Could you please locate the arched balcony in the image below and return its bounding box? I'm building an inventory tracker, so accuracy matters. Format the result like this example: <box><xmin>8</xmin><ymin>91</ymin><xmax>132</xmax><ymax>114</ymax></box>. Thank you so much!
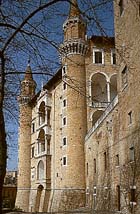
<box><xmin>90</xmin><ymin>72</ymin><xmax>117</xmax><ymax>108</ymax></box>
<box><xmin>37</xmin><ymin>129</ymin><xmax>45</xmax><ymax>154</ymax></box>
<box><xmin>90</xmin><ymin>73</ymin><xmax>109</xmax><ymax>108</ymax></box>
<box><xmin>39</xmin><ymin>101</ymin><xmax>45</xmax><ymax>126</ymax></box>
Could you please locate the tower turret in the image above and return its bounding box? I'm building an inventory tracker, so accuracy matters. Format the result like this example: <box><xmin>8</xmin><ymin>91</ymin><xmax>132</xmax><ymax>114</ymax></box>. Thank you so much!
<box><xmin>15</xmin><ymin>62</ymin><xmax>36</xmax><ymax>211</ymax></box>
<box><xmin>52</xmin><ymin>0</ymin><xmax>88</xmax><ymax>211</ymax></box>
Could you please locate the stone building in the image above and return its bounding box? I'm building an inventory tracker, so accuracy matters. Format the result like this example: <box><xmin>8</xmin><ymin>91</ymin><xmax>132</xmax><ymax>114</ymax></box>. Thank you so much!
<box><xmin>16</xmin><ymin>0</ymin><xmax>140</xmax><ymax>213</ymax></box>
<box><xmin>2</xmin><ymin>171</ymin><xmax>17</xmax><ymax>209</ymax></box>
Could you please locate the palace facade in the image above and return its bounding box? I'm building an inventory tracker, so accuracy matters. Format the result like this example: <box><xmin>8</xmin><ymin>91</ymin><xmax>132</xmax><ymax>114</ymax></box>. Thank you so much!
<box><xmin>16</xmin><ymin>0</ymin><xmax>140</xmax><ymax>213</ymax></box>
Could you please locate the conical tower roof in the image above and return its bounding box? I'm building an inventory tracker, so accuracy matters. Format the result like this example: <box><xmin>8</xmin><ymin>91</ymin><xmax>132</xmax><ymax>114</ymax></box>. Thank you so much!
<box><xmin>24</xmin><ymin>60</ymin><xmax>33</xmax><ymax>81</ymax></box>
<box><xmin>69</xmin><ymin>0</ymin><xmax>80</xmax><ymax>18</ymax></box>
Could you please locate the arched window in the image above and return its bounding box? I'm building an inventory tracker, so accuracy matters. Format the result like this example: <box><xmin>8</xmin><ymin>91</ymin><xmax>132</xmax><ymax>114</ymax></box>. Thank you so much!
<box><xmin>39</xmin><ymin>101</ymin><xmax>45</xmax><ymax>125</ymax></box>
<box><xmin>37</xmin><ymin>160</ymin><xmax>44</xmax><ymax>180</ymax></box>
<box><xmin>91</xmin><ymin>73</ymin><xmax>108</xmax><ymax>107</ymax></box>
<box><xmin>38</xmin><ymin>129</ymin><xmax>45</xmax><ymax>154</ymax></box>
<box><xmin>92</xmin><ymin>110</ymin><xmax>104</xmax><ymax>126</ymax></box>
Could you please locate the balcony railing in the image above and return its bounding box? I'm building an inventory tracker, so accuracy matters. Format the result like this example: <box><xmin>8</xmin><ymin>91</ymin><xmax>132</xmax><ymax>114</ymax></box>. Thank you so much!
<box><xmin>91</xmin><ymin>101</ymin><xmax>109</xmax><ymax>108</ymax></box>
<box><xmin>86</xmin><ymin>95</ymin><xmax>118</xmax><ymax>141</ymax></box>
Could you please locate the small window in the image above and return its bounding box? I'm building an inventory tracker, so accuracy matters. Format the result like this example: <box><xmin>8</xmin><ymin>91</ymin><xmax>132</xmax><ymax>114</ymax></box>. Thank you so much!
<box><xmin>63</xmin><ymin>117</ymin><xmax>66</xmax><ymax>126</ymax></box>
<box><xmin>32</xmin><ymin>123</ymin><xmax>35</xmax><ymax>133</ymax></box>
<box><xmin>31</xmin><ymin>147</ymin><xmax>35</xmax><ymax>158</ymax></box>
<box><xmin>63</xmin><ymin>156</ymin><xmax>67</xmax><ymax>166</ymax></box>
<box><xmin>104</xmin><ymin>152</ymin><xmax>107</xmax><ymax>170</ymax></box>
<box><xmin>122</xmin><ymin>66</ymin><xmax>128</xmax><ymax>88</ymax></box>
<box><xmin>128</xmin><ymin>111</ymin><xmax>132</xmax><ymax>125</ymax></box>
<box><xmin>130</xmin><ymin>186</ymin><xmax>136</xmax><ymax>204</ymax></box>
<box><xmin>95</xmin><ymin>52</ymin><xmax>102</xmax><ymax>63</ymax></box>
<box><xmin>63</xmin><ymin>137</ymin><xmax>67</xmax><ymax>146</ymax></box>
<box><xmin>93</xmin><ymin>186</ymin><xmax>97</xmax><ymax>196</ymax></box>
<box><xmin>129</xmin><ymin>147</ymin><xmax>135</xmax><ymax>162</ymax></box>
<box><xmin>63</xmin><ymin>82</ymin><xmax>67</xmax><ymax>90</ymax></box>
<box><xmin>111</xmin><ymin>49</ymin><xmax>116</xmax><ymax>65</ymax></box>
<box><xmin>94</xmin><ymin>158</ymin><xmax>96</xmax><ymax>173</ymax></box>
<box><xmin>116</xmin><ymin>154</ymin><xmax>119</xmax><ymax>166</ymax></box>
<box><xmin>86</xmin><ymin>162</ymin><xmax>89</xmax><ymax>176</ymax></box>
<box><xmin>62</xmin><ymin>65</ymin><xmax>67</xmax><ymax>76</ymax></box>
<box><xmin>119</xmin><ymin>0</ymin><xmax>124</xmax><ymax>16</ymax></box>
<box><xmin>63</xmin><ymin>99</ymin><xmax>67</xmax><ymax>107</ymax></box>
<box><xmin>93</xmin><ymin>49</ymin><xmax>104</xmax><ymax>64</ymax></box>
<box><xmin>116</xmin><ymin>185</ymin><xmax>121</xmax><ymax>211</ymax></box>
<box><xmin>47</xmin><ymin>109</ymin><xmax>51</xmax><ymax>126</ymax></box>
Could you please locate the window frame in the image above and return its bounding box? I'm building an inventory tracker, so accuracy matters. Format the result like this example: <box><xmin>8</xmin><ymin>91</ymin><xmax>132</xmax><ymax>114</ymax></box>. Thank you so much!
<box><xmin>62</xmin><ymin>65</ymin><xmax>67</xmax><ymax>76</ymax></box>
<box><xmin>111</xmin><ymin>49</ymin><xmax>116</xmax><ymax>65</ymax></box>
<box><xmin>62</xmin><ymin>156</ymin><xmax>67</xmax><ymax>166</ymax></box>
<box><xmin>63</xmin><ymin>116</ymin><xmax>67</xmax><ymax>126</ymax></box>
<box><xmin>129</xmin><ymin>146</ymin><xmax>135</xmax><ymax>162</ymax></box>
<box><xmin>93</xmin><ymin>48</ymin><xmax>104</xmax><ymax>64</ymax></box>
<box><xmin>62</xmin><ymin>136</ymin><xmax>67</xmax><ymax>147</ymax></box>
<box><xmin>63</xmin><ymin>99</ymin><xmax>67</xmax><ymax>108</ymax></box>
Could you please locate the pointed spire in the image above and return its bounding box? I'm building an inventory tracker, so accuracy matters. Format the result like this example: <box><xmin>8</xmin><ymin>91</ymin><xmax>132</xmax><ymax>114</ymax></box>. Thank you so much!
<box><xmin>69</xmin><ymin>0</ymin><xmax>80</xmax><ymax>18</ymax></box>
<box><xmin>24</xmin><ymin>59</ymin><xmax>33</xmax><ymax>81</ymax></box>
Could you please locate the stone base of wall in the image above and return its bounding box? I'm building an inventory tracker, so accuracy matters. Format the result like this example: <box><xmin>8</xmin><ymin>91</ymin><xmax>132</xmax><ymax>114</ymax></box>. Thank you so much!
<box><xmin>15</xmin><ymin>188</ymin><xmax>30</xmax><ymax>212</ymax></box>
<box><xmin>48</xmin><ymin>189</ymin><xmax>86</xmax><ymax>212</ymax></box>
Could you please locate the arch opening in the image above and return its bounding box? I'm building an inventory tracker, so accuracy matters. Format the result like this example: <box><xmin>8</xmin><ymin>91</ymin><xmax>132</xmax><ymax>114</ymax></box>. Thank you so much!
<box><xmin>91</xmin><ymin>73</ymin><xmax>108</xmax><ymax>108</ymax></box>
<box><xmin>39</xmin><ymin>101</ymin><xmax>45</xmax><ymax>125</ymax></box>
<box><xmin>38</xmin><ymin>129</ymin><xmax>45</xmax><ymax>154</ymax></box>
<box><xmin>92</xmin><ymin>110</ymin><xmax>104</xmax><ymax>126</ymax></box>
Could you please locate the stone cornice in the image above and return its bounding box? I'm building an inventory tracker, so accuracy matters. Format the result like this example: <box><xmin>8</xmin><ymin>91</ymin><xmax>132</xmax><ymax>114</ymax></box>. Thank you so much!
<box><xmin>60</xmin><ymin>39</ymin><xmax>88</xmax><ymax>57</ymax></box>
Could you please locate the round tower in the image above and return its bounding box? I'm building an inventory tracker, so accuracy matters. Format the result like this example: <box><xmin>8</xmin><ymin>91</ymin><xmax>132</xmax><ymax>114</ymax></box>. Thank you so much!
<box><xmin>59</xmin><ymin>0</ymin><xmax>88</xmax><ymax>210</ymax></box>
<box><xmin>15</xmin><ymin>62</ymin><xmax>36</xmax><ymax>211</ymax></box>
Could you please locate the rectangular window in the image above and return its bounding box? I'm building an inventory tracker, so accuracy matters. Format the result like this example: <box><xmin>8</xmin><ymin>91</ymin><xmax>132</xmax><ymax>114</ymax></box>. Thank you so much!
<box><xmin>95</xmin><ymin>51</ymin><xmax>102</xmax><ymax>63</ymax></box>
<box><xmin>93</xmin><ymin>48</ymin><xmax>104</xmax><ymax>64</ymax></box>
<box><xmin>94</xmin><ymin>158</ymin><xmax>96</xmax><ymax>173</ymax></box>
<box><xmin>32</xmin><ymin>123</ymin><xmax>35</xmax><ymax>133</ymax></box>
<box><xmin>116</xmin><ymin>185</ymin><xmax>121</xmax><ymax>211</ymax></box>
<box><xmin>63</xmin><ymin>156</ymin><xmax>67</xmax><ymax>166</ymax></box>
<box><xmin>116</xmin><ymin>154</ymin><xmax>119</xmax><ymax>166</ymax></box>
<box><xmin>47</xmin><ymin>108</ymin><xmax>51</xmax><ymax>126</ymax></box>
<box><xmin>63</xmin><ymin>137</ymin><xmax>67</xmax><ymax>146</ymax></box>
<box><xmin>119</xmin><ymin>0</ymin><xmax>124</xmax><ymax>16</ymax></box>
<box><xmin>111</xmin><ymin>49</ymin><xmax>116</xmax><ymax>65</ymax></box>
<box><xmin>129</xmin><ymin>146</ymin><xmax>135</xmax><ymax>162</ymax></box>
<box><xmin>104</xmin><ymin>152</ymin><xmax>107</xmax><ymax>170</ymax></box>
<box><xmin>31</xmin><ymin>147</ymin><xmax>35</xmax><ymax>158</ymax></box>
<box><xmin>130</xmin><ymin>186</ymin><xmax>136</xmax><ymax>204</ymax></box>
<box><xmin>63</xmin><ymin>99</ymin><xmax>67</xmax><ymax>107</ymax></box>
<box><xmin>128</xmin><ymin>111</ymin><xmax>132</xmax><ymax>125</ymax></box>
<box><xmin>62</xmin><ymin>65</ymin><xmax>67</xmax><ymax>76</ymax></box>
<box><xmin>122</xmin><ymin>66</ymin><xmax>128</xmax><ymax>88</ymax></box>
<box><xmin>87</xmin><ymin>162</ymin><xmax>89</xmax><ymax>176</ymax></box>
<box><xmin>93</xmin><ymin>186</ymin><xmax>97</xmax><ymax>196</ymax></box>
<box><xmin>63</xmin><ymin>117</ymin><xmax>66</xmax><ymax>126</ymax></box>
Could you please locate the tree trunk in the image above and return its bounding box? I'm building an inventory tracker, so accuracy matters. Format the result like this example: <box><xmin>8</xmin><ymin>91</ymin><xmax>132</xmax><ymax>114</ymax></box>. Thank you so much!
<box><xmin>0</xmin><ymin>53</ymin><xmax>7</xmax><ymax>213</ymax></box>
